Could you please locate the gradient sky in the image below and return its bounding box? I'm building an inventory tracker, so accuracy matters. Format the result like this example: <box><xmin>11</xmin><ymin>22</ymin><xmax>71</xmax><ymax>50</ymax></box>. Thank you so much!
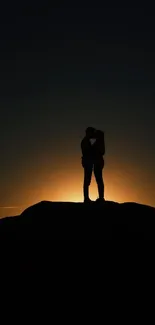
<box><xmin>0</xmin><ymin>2</ymin><xmax>155</xmax><ymax>217</ymax></box>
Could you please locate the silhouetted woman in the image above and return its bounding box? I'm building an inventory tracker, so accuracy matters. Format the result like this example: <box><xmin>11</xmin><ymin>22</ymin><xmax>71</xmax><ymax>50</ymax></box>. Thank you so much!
<box><xmin>93</xmin><ymin>130</ymin><xmax>105</xmax><ymax>202</ymax></box>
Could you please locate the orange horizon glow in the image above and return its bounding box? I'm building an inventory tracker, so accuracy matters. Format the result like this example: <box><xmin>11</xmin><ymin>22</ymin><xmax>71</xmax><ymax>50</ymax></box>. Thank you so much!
<box><xmin>0</xmin><ymin>159</ymin><xmax>155</xmax><ymax>219</ymax></box>
<box><xmin>28</xmin><ymin>167</ymin><xmax>155</xmax><ymax>208</ymax></box>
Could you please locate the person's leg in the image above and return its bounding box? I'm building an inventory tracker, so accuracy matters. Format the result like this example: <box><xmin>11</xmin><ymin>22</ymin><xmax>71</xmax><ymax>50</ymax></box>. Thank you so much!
<box><xmin>94</xmin><ymin>164</ymin><xmax>104</xmax><ymax>200</ymax></box>
<box><xmin>83</xmin><ymin>164</ymin><xmax>93</xmax><ymax>201</ymax></box>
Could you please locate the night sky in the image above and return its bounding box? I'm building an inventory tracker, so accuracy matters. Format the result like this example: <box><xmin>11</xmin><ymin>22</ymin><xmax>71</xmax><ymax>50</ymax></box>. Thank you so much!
<box><xmin>0</xmin><ymin>2</ymin><xmax>155</xmax><ymax>217</ymax></box>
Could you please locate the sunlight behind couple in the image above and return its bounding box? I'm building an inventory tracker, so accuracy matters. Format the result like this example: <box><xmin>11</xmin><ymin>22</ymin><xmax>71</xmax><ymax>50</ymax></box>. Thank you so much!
<box><xmin>48</xmin><ymin>174</ymin><xmax>131</xmax><ymax>203</ymax></box>
<box><xmin>47</xmin><ymin>168</ymin><xmax>150</xmax><ymax>205</ymax></box>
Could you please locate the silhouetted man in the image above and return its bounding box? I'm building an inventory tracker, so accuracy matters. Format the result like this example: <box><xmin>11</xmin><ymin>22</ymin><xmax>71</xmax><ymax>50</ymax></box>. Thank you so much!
<box><xmin>81</xmin><ymin>127</ymin><xmax>105</xmax><ymax>203</ymax></box>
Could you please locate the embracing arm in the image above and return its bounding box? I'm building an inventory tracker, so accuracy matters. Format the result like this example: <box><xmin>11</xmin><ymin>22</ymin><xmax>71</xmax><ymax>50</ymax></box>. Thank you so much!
<box><xmin>97</xmin><ymin>130</ymin><xmax>105</xmax><ymax>155</ymax></box>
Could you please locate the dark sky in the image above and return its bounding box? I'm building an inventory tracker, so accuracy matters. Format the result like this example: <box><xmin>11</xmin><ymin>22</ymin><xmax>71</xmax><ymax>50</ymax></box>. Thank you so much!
<box><xmin>0</xmin><ymin>2</ymin><xmax>155</xmax><ymax>216</ymax></box>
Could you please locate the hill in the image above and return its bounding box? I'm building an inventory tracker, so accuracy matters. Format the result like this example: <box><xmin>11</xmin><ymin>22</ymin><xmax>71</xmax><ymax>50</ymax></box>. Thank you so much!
<box><xmin>0</xmin><ymin>200</ymin><xmax>155</xmax><ymax>240</ymax></box>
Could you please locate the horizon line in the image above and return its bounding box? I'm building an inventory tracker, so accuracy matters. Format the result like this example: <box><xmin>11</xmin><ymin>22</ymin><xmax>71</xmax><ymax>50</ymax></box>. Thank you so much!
<box><xmin>0</xmin><ymin>206</ymin><xmax>24</xmax><ymax>209</ymax></box>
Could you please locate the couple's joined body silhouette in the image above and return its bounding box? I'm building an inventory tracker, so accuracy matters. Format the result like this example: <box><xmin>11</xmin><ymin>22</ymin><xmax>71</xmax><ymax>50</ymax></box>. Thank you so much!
<box><xmin>81</xmin><ymin>127</ymin><xmax>105</xmax><ymax>203</ymax></box>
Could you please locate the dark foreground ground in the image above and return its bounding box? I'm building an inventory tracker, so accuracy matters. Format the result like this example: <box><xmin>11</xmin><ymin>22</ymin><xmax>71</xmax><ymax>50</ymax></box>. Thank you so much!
<box><xmin>0</xmin><ymin>200</ymin><xmax>155</xmax><ymax>240</ymax></box>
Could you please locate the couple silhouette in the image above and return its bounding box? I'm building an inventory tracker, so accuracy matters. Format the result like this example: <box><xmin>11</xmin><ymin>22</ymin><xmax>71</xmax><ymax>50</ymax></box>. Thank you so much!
<box><xmin>81</xmin><ymin>127</ymin><xmax>105</xmax><ymax>203</ymax></box>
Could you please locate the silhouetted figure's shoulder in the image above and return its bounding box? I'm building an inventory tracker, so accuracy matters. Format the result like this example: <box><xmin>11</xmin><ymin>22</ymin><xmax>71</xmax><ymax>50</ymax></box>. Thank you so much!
<box><xmin>81</xmin><ymin>136</ymin><xmax>92</xmax><ymax>158</ymax></box>
<box><xmin>81</xmin><ymin>136</ymin><xmax>87</xmax><ymax>148</ymax></box>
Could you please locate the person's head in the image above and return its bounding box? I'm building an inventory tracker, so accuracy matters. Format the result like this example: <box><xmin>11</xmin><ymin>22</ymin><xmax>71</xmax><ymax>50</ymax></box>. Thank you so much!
<box><xmin>94</xmin><ymin>130</ymin><xmax>104</xmax><ymax>140</ymax></box>
<box><xmin>85</xmin><ymin>127</ymin><xmax>96</xmax><ymax>139</ymax></box>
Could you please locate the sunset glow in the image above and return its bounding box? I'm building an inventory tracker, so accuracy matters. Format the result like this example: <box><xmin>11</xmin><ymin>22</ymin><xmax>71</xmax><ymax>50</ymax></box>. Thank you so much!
<box><xmin>33</xmin><ymin>164</ymin><xmax>154</xmax><ymax>207</ymax></box>
<box><xmin>0</xmin><ymin>167</ymin><xmax>154</xmax><ymax>219</ymax></box>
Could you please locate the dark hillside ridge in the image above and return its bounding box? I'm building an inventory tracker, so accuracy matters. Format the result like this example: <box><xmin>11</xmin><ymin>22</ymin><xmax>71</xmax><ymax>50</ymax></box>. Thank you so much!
<box><xmin>0</xmin><ymin>201</ymin><xmax>155</xmax><ymax>239</ymax></box>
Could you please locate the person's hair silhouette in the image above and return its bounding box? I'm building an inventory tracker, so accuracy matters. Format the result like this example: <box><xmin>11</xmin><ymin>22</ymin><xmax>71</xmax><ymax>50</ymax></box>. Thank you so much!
<box><xmin>81</xmin><ymin>127</ymin><xmax>105</xmax><ymax>203</ymax></box>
